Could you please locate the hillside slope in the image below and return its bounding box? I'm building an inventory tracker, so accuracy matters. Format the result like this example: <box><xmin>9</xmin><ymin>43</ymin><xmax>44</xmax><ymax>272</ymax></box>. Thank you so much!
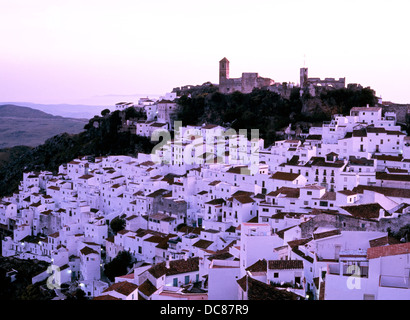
<box><xmin>0</xmin><ymin>104</ymin><xmax>88</xmax><ymax>148</ymax></box>
<box><xmin>0</xmin><ymin>108</ymin><xmax>154</xmax><ymax>197</ymax></box>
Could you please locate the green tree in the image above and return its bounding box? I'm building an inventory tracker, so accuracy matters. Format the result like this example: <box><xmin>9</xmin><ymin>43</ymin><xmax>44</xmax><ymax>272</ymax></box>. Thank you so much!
<box><xmin>104</xmin><ymin>251</ymin><xmax>133</xmax><ymax>282</ymax></box>
<box><xmin>110</xmin><ymin>216</ymin><xmax>126</xmax><ymax>234</ymax></box>
<box><xmin>388</xmin><ymin>224</ymin><xmax>410</xmax><ymax>242</ymax></box>
<box><xmin>101</xmin><ymin>109</ymin><xmax>110</xmax><ymax>116</ymax></box>
<box><xmin>124</xmin><ymin>107</ymin><xmax>145</xmax><ymax>120</ymax></box>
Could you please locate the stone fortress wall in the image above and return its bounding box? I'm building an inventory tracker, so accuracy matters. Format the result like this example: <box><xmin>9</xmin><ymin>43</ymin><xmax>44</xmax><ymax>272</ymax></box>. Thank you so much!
<box><xmin>218</xmin><ymin>58</ymin><xmax>345</xmax><ymax>97</ymax></box>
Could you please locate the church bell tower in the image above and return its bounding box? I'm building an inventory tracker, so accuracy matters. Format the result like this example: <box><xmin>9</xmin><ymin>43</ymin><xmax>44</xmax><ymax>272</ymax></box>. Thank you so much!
<box><xmin>219</xmin><ymin>57</ymin><xmax>229</xmax><ymax>84</ymax></box>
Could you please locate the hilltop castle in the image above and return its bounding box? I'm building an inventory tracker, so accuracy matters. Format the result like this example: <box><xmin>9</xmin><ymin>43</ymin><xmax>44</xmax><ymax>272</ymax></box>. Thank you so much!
<box><xmin>300</xmin><ymin>67</ymin><xmax>345</xmax><ymax>96</ymax></box>
<box><xmin>218</xmin><ymin>57</ymin><xmax>346</xmax><ymax>97</ymax></box>
<box><xmin>218</xmin><ymin>57</ymin><xmax>275</xmax><ymax>94</ymax></box>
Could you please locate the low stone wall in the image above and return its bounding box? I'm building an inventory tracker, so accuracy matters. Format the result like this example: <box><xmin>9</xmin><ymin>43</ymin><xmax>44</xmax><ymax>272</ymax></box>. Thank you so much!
<box><xmin>300</xmin><ymin>212</ymin><xmax>410</xmax><ymax>238</ymax></box>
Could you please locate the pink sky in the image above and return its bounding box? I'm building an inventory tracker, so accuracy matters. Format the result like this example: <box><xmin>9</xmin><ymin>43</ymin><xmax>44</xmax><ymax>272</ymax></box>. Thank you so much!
<box><xmin>1</xmin><ymin>0</ymin><xmax>410</xmax><ymax>105</ymax></box>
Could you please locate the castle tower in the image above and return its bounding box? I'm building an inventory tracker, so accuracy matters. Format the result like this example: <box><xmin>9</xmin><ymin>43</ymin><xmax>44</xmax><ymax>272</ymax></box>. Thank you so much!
<box><xmin>300</xmin><ymin>67</ymin><xmax>308</xmax><ymax>87</ymax></box>
<box><xmin>219</xmin><ymin>57</ymin><xmax>229</xmax><ymax>84</ymax></box>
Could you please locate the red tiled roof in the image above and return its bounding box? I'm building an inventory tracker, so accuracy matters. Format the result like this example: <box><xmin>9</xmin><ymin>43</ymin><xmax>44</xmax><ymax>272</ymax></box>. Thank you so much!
<box><xmin>268</xmin><ymin>260</ymin><xmax>303</xmax><ymax>270</ymax></box>
<box><xmin>146</xmin><ymin>188</ymin><xmax>168</xmax><ymax>198</ymax></box>
<box><xmin>372</xmin><ymin>154</ymin><xmax>403</xmax><ymax>162</ymax></box>
<box><xmin>246</xmin><ymin>259</ymin><xmax>267</xmax><ymax>273</ymax></box>
<box><xmin>313</xmin><ymin>229</ymin><xmax>341</xmax><ymax>240</ymax></box>
<box><xmin>353</xmin><ymin>185</ymin><xmax>410</xmax><ymax>198</ymax></box>
<box><xmin>205</xmin><ymin>198</ymin><xmax>225</xmax><ymax>206</ymax></box>
<box><xmin>103</xmin><ymin>281</ymin><xmax>138</xmax><ymax>296</ymax></box>
<box><xmin>148</xmin><ymin>257</ymin><xmax>199</xmax><ymax>279</ymax></box>
<box><xmin>80</xmin><ymin>246</ymin><xmax>99</xmax><ymax>256</ymax></box>
<box><xmin>351</xmin><ymin>106</ymin><xmax>381</xmax><ymax>112</ymax></box>
<box><xmin>337</xmin><ymin>190</ymin><xmax>358</xmax><ymax>196</ymax></box>
<box><xmin>340</xmin><ymin>203</ymin><xmax>384</xmax><ymax>220</ymax></box>
<box><xmin>202</xmin><ymin>124</ymin><xmax>219</xmax><ymax>129</ymax></box>
<box><xmin>48</xmin><ymin>232</ymin><xmax>59</xmax><ymax>238</ymax></box>
<box><xmin>226</xmin><ymin>166</ymin><xmax>251</xmax><ymax>175</ymax></box>
<box><xmin>138</xmin><ymin>279</ymin><xmax>157</xmax><ymax>297</ymax></box>
<box><xmin>145</xmin><ymin>235</ymin><xmax>166</xmax><ymax>244</ymax></box>
<box><xmin>78</xmin><ymin>174</ymin><xmax>94</xmax><ymax>180</ymax></box>
<box><xmin>369</xmin><ymin>236</ymin><xmax>401</xmax><ymax>248</ymax></box>
<box><xmin>193</xmin><ymin>239</ymin><xmax>213</xmax><ymax>249</ymax></box>
<box><xmin>386</xmin><ymin>167</ymin><xmax>408</xmax><ymax>174</ymax></box>
<box><xmin>287</xmin><ymin>237</ymin><xmax>313</xmax><ymax>248</ymax></box>
<box><xmin>367</xmin><ymin>242</ymin><xmax>410</xmax><ymax>259</ymax></box>
<box><xmin>267</xmin><ymin>187</ymin><xmax>300</xmax><ymax>198</ymax></box>
<box><xmin>236</xmin><ymin>275</ymin><xmax>300</xmax><ymax>300</ymax></box>
<box><xmin>376</xmin><ymin>172</ymin><xmax>410</xmax><ymax>182</ymax></box>
<box><xmin>319</xmin><ymin>192</ymin><xmax>336</xmax><ymax>201</ymax></box>
<box><xmin>233</xmin><ymin>195</ymin><xmax>255</xmax><ymax>204</ymax></box>
<box><xmin>93</xmin><ymin>295</ymin><xmax>121</xmax><ymax>300</ymax></box>
<box><xmin>270</xmin><ymin>172</ymin><xmax>300</xmax><ymax>181</ymax></box>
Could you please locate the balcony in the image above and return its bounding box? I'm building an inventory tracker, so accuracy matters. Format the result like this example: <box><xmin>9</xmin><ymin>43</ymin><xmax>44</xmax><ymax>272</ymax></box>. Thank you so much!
<box><xmin>328</xmin><ymin>264</ymin><xmax>369</xmax><ymax>278</ymax></box>
<box><xmin>328</xmin><ymin>264</ymin><xmax>340</xmax><ymax>275</ymax></box>
<box><xmin>380</xmin><ymin>275</ymin><xmax>410</xmax><ymax>289</ymax></box>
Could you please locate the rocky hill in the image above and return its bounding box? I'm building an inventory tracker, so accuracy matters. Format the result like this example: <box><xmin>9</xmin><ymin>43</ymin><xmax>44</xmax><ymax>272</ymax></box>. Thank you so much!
<box><xmin>175</xmin><ymin>86</ymin><xmax>380</xmax><ymax>146</ymax></box>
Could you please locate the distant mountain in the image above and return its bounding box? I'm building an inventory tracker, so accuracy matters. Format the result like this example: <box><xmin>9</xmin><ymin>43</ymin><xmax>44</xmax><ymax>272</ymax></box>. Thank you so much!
<box><xmin>0</xmin><ymin>104</ymin><xmax>88</xmax><ymax>148</ymax></box>
<box><xmin>0</xmin><ymin>102</ymin><xmax>108</xmax><ymax>119</ymax></box>
<box><xmin>0</xmin><ymin>93</ymin><xmax>161</xmax><ymax>119</ymax></box>
<box><xmin>0</xmin><ymin>104</ymin><xmax>63</xmax><ymax>119</ymax></box>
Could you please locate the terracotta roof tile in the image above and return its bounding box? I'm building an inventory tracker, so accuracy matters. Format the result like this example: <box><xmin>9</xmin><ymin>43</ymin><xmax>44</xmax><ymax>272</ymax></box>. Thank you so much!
<box><xmin>138</xmin><ymin>279</ymin><xmax>157</xmax><ymax>297</ymax></box>
<box><xmin>369</xmin><ymin>236</ymin><xmax>401</xmax><ymax>248</ymax></box>
<box><xmin>270</xmin><ymin>172</ymin><xmax>300</xmax><ymax>181</ymax></box>
<box><xmin>236</xmin><ymin>275</ymin><xmax>301</xmax><ymax>300</ymax></box>
<box><xmin>376</xmin><ymin>172</ymin><xmax>410</xmax><ymax>182</ymax></box>
<box><xmin>267</xmin><ymin>187</ymin><xmax>300</xmax><ymax>198</ymax></box>
<box><xmin>193</xmin><ymin>239</ymin><xmax>213</xmax><ymax>249</ymax></box>
<box><xmin>148</xmin><ymin>257</ymin><xmax>199</xmax><ymax>279</ymax></box>
<box><xmin>367</xmin><ymin>242</ymin><xmax>410</xmax><ymax>259</ymax></box>
<box><xmin>205</xmin><ymin>198</ymin><xmax>225</xmax><ymax>206</ymax></box>
<box><xmin>340</xmin><ymin>203</ymin><xmax>383</xmax><ymax>220</ymax></box>
<box><xmin>80</xmin><ymin>246</ymin><xmax>99</xmax><ymax>256</ymax></box>
<box><xmin>246</xmin><ymin>259</ymin><xmax>267</xmax><ymax>273</ymax></box>
<box><xmin>313</xmin><ymin>229</ymin><xmax>341</xmax><ymax>240</ymax></box>
<box><xmin>268</xmin><ymin>260</ymin><xmax>303</xmax><ymax>270</ymax></box>
<box><xmin>93</xmin><ymin>295</ymin><xmax>121</xmax><ymax>300</ymax></box>
<box><xmin>233</xmin><ymin>195</ymin><xmax>255</xmax><ymax>204</ymax></box>
<box><xmin>103</xmin><ymin>281</ymin><xmax>138</xmax><ymax>296</ymax></box>
<box><xmin>287</xmin><ymin>237</ymin><xmax>313</xmax><ymax>248</ymax></box>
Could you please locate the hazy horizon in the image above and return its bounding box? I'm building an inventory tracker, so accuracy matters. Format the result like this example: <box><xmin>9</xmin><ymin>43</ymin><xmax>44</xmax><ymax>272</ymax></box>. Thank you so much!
<box><xmin>0</xmin><ymin>93</ymin><xmax>162</xmax><ymax>107</ymax></box>
<box><xmin>1</xmin><ymin>1</ymin><xmax>410</xmax><ymax>105</ymax></box>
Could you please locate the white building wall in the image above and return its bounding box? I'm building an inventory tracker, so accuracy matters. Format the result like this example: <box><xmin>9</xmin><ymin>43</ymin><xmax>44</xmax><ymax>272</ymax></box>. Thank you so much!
<box><xmin>208</xmin><ymin>260</ymin><xmax>241</xmax><ymax>300</ymax></box>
